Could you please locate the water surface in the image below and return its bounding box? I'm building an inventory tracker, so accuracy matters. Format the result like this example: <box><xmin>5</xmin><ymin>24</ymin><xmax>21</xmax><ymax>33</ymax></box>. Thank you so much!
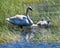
<box><xmin>0</xmin><ymin>41</ymin><xmax>60</xmax><ymax>48</ymax></box>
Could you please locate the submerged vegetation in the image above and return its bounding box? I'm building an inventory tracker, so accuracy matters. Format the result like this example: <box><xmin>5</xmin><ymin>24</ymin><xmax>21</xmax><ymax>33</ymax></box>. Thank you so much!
<box><xmin>0</xmin><ymin>0</ymin><xmax>60</xmax><ymax>43</ymax></box>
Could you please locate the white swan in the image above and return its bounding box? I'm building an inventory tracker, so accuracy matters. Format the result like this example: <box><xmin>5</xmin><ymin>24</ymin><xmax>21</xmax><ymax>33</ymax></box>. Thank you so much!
<box><xmin>6</xmin><ymin>6</ymin><xmax>33</xmax><ymax>28</ymax></box>
<box><xmin>37</xmin><ymin>17</ymin><xmax>50</xmax><ymax>26</ymax></box>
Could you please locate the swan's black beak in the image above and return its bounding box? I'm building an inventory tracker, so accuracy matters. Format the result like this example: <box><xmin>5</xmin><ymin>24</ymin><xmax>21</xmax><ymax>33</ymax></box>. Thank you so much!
<box><xmin>30</xmin><ymin>8</ymin><xmax>33</xmax><ymax>11</ymax></box>
<box><xmin>28</xmin><ymin>6</ymin><xmax>33</xmax><ymax>11</ymax></box>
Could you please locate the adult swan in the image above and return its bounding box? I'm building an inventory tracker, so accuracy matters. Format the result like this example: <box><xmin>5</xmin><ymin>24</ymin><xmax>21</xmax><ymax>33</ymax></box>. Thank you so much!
<box><xmin>6</xmin><ymin>6</ymin><xmax>33</xmax><ymax>28</ymax></box>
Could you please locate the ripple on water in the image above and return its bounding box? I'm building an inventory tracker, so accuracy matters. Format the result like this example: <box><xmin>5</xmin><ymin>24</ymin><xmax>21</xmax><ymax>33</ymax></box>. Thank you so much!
<box><xmin>0</xmin><ymin>41</ymin><xmax>60</xmax><ymax>48</ymax></box>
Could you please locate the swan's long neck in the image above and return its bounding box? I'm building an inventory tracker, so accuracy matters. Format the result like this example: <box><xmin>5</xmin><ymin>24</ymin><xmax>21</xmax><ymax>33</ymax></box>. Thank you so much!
<box><xmin>26</xmin><ymin>8</ymin><xmax>33</xmax><ymax>24</ymax></box>
<box><xmin>26</xmin><ymin>8</ymin><xmax>29</xmax><ymax>16</ymax></box>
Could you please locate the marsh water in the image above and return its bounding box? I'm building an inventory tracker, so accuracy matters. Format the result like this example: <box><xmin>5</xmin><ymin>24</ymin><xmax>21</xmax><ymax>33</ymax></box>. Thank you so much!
<box><xmin>0</xmin><ymin>41</ymin><xmax>60</xmax><ymax>48</ymax></box>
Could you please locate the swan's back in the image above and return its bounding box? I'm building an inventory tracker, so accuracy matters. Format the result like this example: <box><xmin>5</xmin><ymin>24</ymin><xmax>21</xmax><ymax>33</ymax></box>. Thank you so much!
<box><xmin>9</xmin><ymin>15</ymin><xmax>27</xmax><ymax>20</ymax></box>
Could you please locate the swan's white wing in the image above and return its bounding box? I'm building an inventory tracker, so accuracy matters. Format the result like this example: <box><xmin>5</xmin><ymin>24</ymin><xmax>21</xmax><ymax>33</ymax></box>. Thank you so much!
<box><xmin>6</xmin><ymin>15</ymin><xmax>27</xmax><ymax>22</ymax></box>
<box><xmin>10</xmin><ymin>15</ymin><xmax>27</xmax><ymax>19</ymax></box>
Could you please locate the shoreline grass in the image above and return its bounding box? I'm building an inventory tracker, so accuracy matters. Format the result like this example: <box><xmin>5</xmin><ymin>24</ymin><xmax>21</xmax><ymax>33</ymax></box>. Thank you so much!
<box><xmin>0</xmin><ymin>31</ymin><xmax>21</xmax><ymax>44</ymax></box>
<box><xmin>31</xmin><ymin>34</ymin><xmax>60</xmax><ymax>43</ymax></box>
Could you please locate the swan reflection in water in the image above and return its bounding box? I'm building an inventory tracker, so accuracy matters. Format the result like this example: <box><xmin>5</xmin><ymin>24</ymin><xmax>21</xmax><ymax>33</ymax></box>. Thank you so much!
<box><xmin>20</xmin><ymin>24</ymin><xmax>51</xmax><ymax>42</ymax></box>
<box><xmin>20</xmin><ymin>26</ymin><xmax>35</xmax><ymax>42</ymax></box>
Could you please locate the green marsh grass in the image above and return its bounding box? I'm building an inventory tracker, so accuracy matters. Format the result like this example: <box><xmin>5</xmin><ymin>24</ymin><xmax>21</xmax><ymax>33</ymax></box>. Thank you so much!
<box><xmin>0</xmin><ymin>0</ymin><xmax>60</xmax><ymax>43</ymax></box>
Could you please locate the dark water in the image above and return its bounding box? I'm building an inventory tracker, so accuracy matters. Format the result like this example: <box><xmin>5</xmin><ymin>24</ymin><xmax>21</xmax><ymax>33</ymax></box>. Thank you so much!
<box><xmin>0</xmin><ymin>41</ymin><xmax>60</xmax><ymax>48</ymax></box>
